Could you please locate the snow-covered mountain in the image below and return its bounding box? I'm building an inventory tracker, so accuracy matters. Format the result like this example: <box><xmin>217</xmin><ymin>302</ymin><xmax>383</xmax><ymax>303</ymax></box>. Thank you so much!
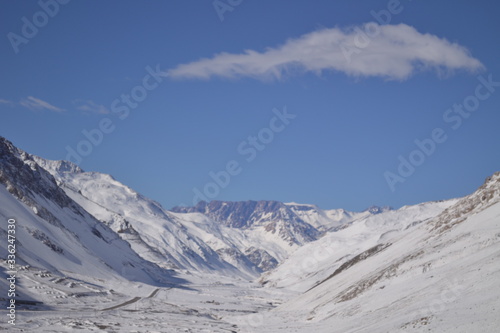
<box><xmin>0</xmin><ymin>137</ymin><xmax>180</xmax><ymax>290</ymax></box>
<box><xmin>171</xmin><ymin>200</ymin><xmax>393</xmax><ymax>269</ymax></box>
<box><xmin>231</xmin><ymin>173</ymin><xmax>500</xmax><ymax>332</ymax></box>
<box><xmin>33</xmin><ymin>156</ymin><xmax>260</xmax><ymax>279</ymax></box>
<box><xmin>260</xmin><ymin>199</ymin><xmax>457</xmax><ymax>291</ymax></box>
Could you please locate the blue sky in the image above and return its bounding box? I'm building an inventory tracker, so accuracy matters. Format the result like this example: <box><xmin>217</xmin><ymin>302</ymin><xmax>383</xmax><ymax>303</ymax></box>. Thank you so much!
<box><xmin>1</xmin><ymin>0</ymin><xmax>500</xmax><ymax>211</ymax></box>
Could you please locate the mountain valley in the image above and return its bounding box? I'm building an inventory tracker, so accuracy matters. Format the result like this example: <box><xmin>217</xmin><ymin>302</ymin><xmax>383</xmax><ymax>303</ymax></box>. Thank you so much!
<box><xmin>1</xmin><ymin>136</ymin><xmax>499</xmax><ymax>332</ymax></box>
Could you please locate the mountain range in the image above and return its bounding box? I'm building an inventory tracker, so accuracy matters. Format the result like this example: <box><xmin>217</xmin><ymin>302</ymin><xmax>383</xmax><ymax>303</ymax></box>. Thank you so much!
<box><xmin>0</xmin><ymin>135</ymin><xmax>498</xmax><ymax>332</ymax></box>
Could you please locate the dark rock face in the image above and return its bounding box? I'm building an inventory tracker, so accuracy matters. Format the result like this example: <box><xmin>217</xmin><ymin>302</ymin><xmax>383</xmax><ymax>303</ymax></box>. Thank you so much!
<box><xmin>0</xmin><ymin>137</ymin><xmax>84</xmax><ymax>227</ymax></box>
<box><xmin>27</xmin><ymin>228</ymin><xmax>64</xmax><ymax>253</ymax></box>
<box><xmin>245</xmin><ymin>247</ymin><xmax>279</xmax><ymax>271</ymax></box>
<box><xmin>430</xmin><ymin>172</ymin><xmax>500</xmax><ymax>233</ymax></box>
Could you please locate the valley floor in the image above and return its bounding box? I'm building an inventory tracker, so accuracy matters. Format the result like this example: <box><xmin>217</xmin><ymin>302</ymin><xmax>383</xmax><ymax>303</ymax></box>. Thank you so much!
<box><xmin>5</xmin><ymin>232</ymin><xmax>500</xmax><ymax>333</ymax></box>
<box><xmin>7</xmin><ymin>264</ymin><xmax>500</xmax><ymax>333</ymax></box>
<box><xmin>1</xmin><ymin>266</ymin><xmax>295</xmax><ymax>332</ymax></box>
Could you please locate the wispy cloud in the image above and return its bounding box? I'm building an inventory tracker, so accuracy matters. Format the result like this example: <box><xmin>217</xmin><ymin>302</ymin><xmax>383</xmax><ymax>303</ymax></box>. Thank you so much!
<box><xmin>166</xmin><ymin>23</ymin><xmax>484</xmax><ymax>81</ymax></box>
<box><xmin>74</xmin><ymin>100</ymin><xmax>110</xmax><ymax>114</ymax></box>
<box><xmin>0</xmin><ymin>99</ymin><xmax>14</xmax><ymax>106</ymax></box>
<box><xmin>20</xmin><ymin>96</ymin><xmax>65</xmax><ymax>112</ymax></box>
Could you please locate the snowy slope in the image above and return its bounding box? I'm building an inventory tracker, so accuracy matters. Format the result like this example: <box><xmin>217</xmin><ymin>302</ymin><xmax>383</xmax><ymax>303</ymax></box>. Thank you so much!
<box><xmin>34</xmin><ymin>156</ymin><xmax>260</xmax><ymax>279</ymax></box>
<box><xmin>262</xmin><ymin>199</ymin><xmax>456</xmax><ymax>291</ymax></box>
<box><xmin>231</xmin><ymin>173</ymin><xmax>500</xmax><ymax>332</ymax></box>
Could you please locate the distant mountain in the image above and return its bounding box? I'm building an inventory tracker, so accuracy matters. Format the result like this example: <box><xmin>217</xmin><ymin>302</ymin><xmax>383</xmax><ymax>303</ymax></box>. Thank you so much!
<box><xmin>171</xmin><ymin>200</ymin><xmax>402</xmax><ymax>272</ymax></box>
<box><xmin>172</xmin><ymin>200</ymin><xmax>320</xmax><ymax>245</ymax></box>
<box><xmin>172</xmin><ymin>200</ymin><xmax>392</xmax><ymax>248</ymax></box>
<box><xmin>261</xmin><ymin>198</ymin><xmax>458</xmax><ymax>291</ymax></box>
<box><xmin>253</xmin><ymin>173</ymin><xmax>500</xmax><ymax>331</ymax></box>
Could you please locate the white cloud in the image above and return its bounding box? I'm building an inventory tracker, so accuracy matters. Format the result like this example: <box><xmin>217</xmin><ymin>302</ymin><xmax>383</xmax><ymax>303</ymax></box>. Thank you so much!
<box><xmin>74</xmin><ymin>100</ymin><xmax>110</xmax><ymax>114</ymax></box>
<box><xmin>166</xmin><ymin>23</ymin><xmax>484</xmax><ymax>81</ymax></box>
<box><xmin>20</xmin><ymin>96</ymin><xmax>64</xmax><ymax>112</ymax></box>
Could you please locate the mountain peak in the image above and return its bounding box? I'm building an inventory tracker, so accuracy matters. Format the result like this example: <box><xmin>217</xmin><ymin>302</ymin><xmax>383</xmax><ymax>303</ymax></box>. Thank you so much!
<box><xmin>0</xmin><ymin>136</ymin><xmax>23</xmax><ymax>160</ymax></box>
<box><xmin>364</xmin><ymin>205</ymin><xmax>393</xmax><ymax>215</ymax></box>
<box><xmin>32</xmin><ymin>156</ymin><xmax>84</xmax><ymax>175</ymax></box>
<box><xmin>172</xmin><ymin>200</ymin><xmax>288</xmax><ymax>229</ymax></box>
<box><xmin>0</xmin><ymin>136</ymin><xmax>84</xmax><ymax>177</ymax></box>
